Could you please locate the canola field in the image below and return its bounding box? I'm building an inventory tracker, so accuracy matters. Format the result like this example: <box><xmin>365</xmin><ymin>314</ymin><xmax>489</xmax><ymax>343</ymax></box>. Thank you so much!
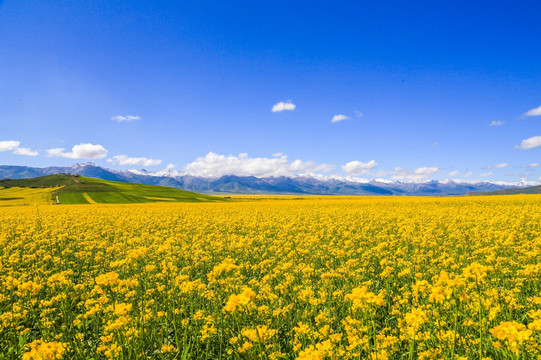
<box><xmin>1</xmin><ymin>196</ymin><xmax>541</xmax><ymax>359</ymax></box>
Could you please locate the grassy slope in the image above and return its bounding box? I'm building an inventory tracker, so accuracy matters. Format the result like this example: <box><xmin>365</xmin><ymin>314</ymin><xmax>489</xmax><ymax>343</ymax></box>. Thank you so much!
<box><xmin>469</xmin><ymin>185</ymin><xmax>541</xmax><ymax>196</ymax></box>
<box><xmin>0</xmin><ymin>174</ymin><xmax>76</xmax><ymax>188</ymax></box>
<box><xmin>0</xmin><ymin>174</ymin><xmax>224</xmax><ymax>204</ymax></box>
<box><xmin>0</xmin><ymin>187</ymin><xmax>62</xmax><ymax>205</ymax></box>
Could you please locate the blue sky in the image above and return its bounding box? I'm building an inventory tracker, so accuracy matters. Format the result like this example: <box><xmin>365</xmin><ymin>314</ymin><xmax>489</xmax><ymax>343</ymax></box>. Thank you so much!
<box><xmin>1</xmin><ymin>0</ymin><xmax>541</xmax><ymax>181</ymax></box>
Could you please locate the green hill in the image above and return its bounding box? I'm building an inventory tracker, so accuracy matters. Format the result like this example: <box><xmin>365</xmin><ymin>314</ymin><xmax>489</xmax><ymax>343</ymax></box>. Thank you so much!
<box><xmin>0</xmin><ymin>174</ymin><xmax>225</xmax><ymax>204</ymax></box>
<box><xmin>0</xmin><ymin>173</ymin><xmax>76</xmax><ymax>188</ymax></box>
<box><xmin>468</xmin><ymin>185</ymin><xmax>541</xmax><ymax>196</ymax></box>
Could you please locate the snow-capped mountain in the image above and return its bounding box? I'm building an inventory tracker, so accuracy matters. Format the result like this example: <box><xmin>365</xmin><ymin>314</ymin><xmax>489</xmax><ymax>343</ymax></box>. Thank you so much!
<box><xmin>0</xmin><ymin>163</ymin><xmax>538</xmax><ymax>196</ymax></box>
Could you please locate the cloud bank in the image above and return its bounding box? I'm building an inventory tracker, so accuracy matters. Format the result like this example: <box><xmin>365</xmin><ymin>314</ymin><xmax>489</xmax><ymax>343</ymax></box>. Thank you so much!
<box><xmin>47</xmin><ymin>143</ymin><xmax>107</xmax><ymax>159</ymax></box>
<box><xmin>112</xmin><ymin>115</ymin><xmax>141</xmax><ymax>122</ymax></box>
<box><xmin>341</xmin><ymin>160</ymin><xmax>378</xmax><ymax>176</ymax></box>
<box><xmin>272</xmin><ymin>101</ymin><xmax>296</xmax><ymax>112</ymax></box>
<box><xmin>448</xmin><ymin>171</ymin><xmax>472</xmax><ymax>177</ymax></box>
<box><xmin>524</xmin><ymin>105</ymin><xmax>541</xmax><ymax>117</ymax></box>
<box><xmin>515</xmin><ymin>136</ymin><xmax>541</xmax><ymax>150</ymax></box>
<box><xmin>108</xmin><ymin>155</ymin><xmax>162</xmax><ymax>167</ymax></box>
<box><xmin>184</xmin><ymin>152</ymin><xmax>333</xmax><ymax>177</ymax></box>
<box><xmin>331</xmin><ymin>114</ymin><xmax>349</xmax><ymax>123</ymax></box>
<box><xmin>0</xmin><ymin>140</ymin><xmax>20</xmax><ymax>152</ymax></box>
<box><xmin>392</xmin><ymin>166</ymin><xmax>439</xmax><ymax>180</ymax></box>
<box><xmin>0</xmin><ymin>140</ymin><xmax>39</xmax><ymax>156</ymax></box>
<box><xmin>485</xmin><ymin>163</ymin><xmax>509</xmax><ymax>169</ymax></box>
<box><xmin>13</xmin><ymin>147</ymin><xmax>39</xmax><ymax>156</ymax></box>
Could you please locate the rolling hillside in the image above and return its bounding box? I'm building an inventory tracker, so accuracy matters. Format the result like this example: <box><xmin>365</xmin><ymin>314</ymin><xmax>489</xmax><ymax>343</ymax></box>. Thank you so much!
<box><xmin>468</xmin><ymin>184</ymin><xmax>541</xmax><ymax>196</ymax></box>
<box><xmin>0</xmin><ymin>174</ymin><xmax>225</xmax><ymax>205</ymax></box>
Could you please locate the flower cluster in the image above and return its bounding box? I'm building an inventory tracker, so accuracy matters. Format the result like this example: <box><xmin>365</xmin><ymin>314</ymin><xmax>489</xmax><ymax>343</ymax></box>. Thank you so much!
<box><xmin>0</xmin><ymin>195</ymin><xmax>541</xmax><ymax>358</ymax></box>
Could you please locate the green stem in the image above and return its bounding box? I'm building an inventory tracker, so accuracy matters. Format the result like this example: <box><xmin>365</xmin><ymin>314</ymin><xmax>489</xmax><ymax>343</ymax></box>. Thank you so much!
<box><xmin>450</xmin><ymin>301</ymin><xmax>459</xmax><ymax>360</ymax></box>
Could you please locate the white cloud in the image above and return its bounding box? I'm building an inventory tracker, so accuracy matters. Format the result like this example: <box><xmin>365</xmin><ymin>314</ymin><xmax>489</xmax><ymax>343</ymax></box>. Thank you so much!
<box><xmin>0</xmin><ymin>140</ymin><xmax>39</xmax><ymax>156</ymax></box>
<box><xmin>47</xmin><ymin>143</ymin><xmax>107</xmax><ymax>159</ymax></box>
<box><xmin>448</xmin><ymin>170</ymin><xmax>460</xmax><ymax>176</ymax></box>
<box><xmin>522</xmin><ymin>163</ymin><xmax>539</xmax><ymax>168</ymax></box>
<box><xmin>0</xmin><ymin>140</ymin><xmax>20</xmax><ymax>152</ymax></box>
<box><xmin>272</xmin><ymin>101</ymin><xmax>296</xmax><ymax>112</ymax></box>
<box><xmin>489</xmin><ymin>120</ymin><xmax>505</xmax><ymax>127</ymax></box>
<box><xmin>46</xmin><ymin>148</ymin><xmax>65</xmax><ymax>157</ymax></box>
<box><xmin>107</xmin><ymin>155</ymin><xmax>162</xmax><ymax>167</ymax></box>
<box><xmin>480</xmin><ymin>172</ymin><xmax>493</xmax><ymax>177</ymax></box>
<box><xmin>13</xmin><ymin>147</ymin><xmax>39</xmax><ymax>156</ymax></box>
<box><xmin>392</xmin><ymin>166</ymin><xmax>439</xmax><ymax>180</ymax></box>
<box><xmin>111</xmin><ymin>115</ymin><xmax>141</xmax><ymax>122</ymax></box>
<box><xmin>464</xmin><ymin>172</ymin><xmax>472</xmax><ymax>177</ymax></box>
<box><xmin>184</xmin><ymin>152</ymin><xmax>334</xmax><ymax>177</ymax></box>
<box><xmin>485</xmin><ymin>163</ymin><xmax>509</xmax><ymax>169</ymax></box>
<box><xmin>331</xmin><ymin>114</ymin><xmax>349</xmax><ymax>123</ymax></box>
<box><xmin>524</xmin><ymin>105</ymin><xmax>541</xmax><ymax>117</ymax></box>
<box><xmin>355</xmin><ymin>111</ymin><xmax>363</xmax><ymax>118</ymax></box>
<box><xmin>341</xmin><ymin>160</ymin><xmax>378</xmax><ymax>176</ymax></box>
<box><xmin>515</xmin><ymin>136</ymin><xmax>541</xmax><ymax>150</ymax></box>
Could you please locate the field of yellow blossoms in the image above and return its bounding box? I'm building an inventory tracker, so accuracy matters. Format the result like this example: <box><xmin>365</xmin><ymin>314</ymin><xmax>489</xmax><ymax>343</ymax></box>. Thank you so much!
<box><xmin>1</xmin><ymin>195</ymin><xmax>541</xmax><ymax>359</ymax></box>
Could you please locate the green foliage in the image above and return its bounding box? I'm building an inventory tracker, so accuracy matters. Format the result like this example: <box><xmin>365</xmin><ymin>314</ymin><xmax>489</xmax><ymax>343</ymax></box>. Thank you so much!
<box><xmin>0</xmin><ymin>174</ymin><xmax>76</xmax><ymax>188</ymax></box>
<box><xmin>1</xmin><ymin>174</ymin><xmax>225</xmax><ymax>204</ymax></box>
<box><xmin>470</xmin><ymin>185</ymin><xmax>541</xmax><ymax>196</ymax></box>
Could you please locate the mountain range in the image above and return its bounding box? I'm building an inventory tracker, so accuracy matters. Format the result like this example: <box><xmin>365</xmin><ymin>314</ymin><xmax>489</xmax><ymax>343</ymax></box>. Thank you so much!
<box><xmin>0</xmin><ymin>163</ymin><xmax>537</xmax><ymax>196</ymax></box>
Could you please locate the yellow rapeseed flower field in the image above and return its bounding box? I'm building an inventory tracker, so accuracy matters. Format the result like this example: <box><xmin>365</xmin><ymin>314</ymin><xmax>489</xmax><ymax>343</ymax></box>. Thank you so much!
<box><xmin>1</xmin><ymin>195</ymin><xmax>541</xmax><ymax>359</ymax></box>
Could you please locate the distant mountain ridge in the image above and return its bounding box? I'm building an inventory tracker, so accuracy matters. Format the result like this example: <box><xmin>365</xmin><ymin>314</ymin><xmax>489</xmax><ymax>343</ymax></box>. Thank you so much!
<box><xmin>467</xmin><ymin>185</ymin><xmax>541</xmax><ymax>196</ymax></box>
<box><xmin>0</xmin><ymin>163</ymin><xmax>537</xmax><ymax>196</ymax></box>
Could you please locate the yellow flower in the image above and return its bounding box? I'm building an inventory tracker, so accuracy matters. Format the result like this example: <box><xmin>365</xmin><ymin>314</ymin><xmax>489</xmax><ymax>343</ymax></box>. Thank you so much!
<box><xmin>95</xmin><ymin>272</ymin><xmax>120</xmax><ymax>286</ymax></box>
<box><xmin>18</xmin><ymin>281</ymin><xmax>42</xmax><ymax>296</ymax></box>
<box><xmin>23</xmin><ymin>340</ymin><xmax>66</xmax><ymax>360</ymax></box>
<box><xmin>345</xmin><ymin>286</ymin><xmax>385</xmax><ymax>310</ymax></box>
<box><xmin>161</xmin><ymin>344</ymin><xmax>176</xmax><ymax>352</ymax></box>
<box><xmin>296</xmin><ymin>345</ymin><xmax>324</xmax><ymax>360</ymax></box>
<box><xmin>402</xmin><ymin>307</ymin><xmax>428</xmax><ymax>339</ymax></box>
<box><xmin>241</xmin><ymin>325</ymin><xmax>277</xmax><ymax>343</ymax></box>
<box><xmin>224</xmin><ymin>287</ymin><xmax>256</xmax><ymax>312</ymax></box>
<box><xmin>294</xmin><ymin>322</ymin><xmax>311</xmax><ymax>335</ymax></box>
<box><xmin>490</xmin><ymin>321</ymin><xmax>532</xmax><ymax>354</ymax></box>
<box><xmin>113</xmin><ymin>303</ymin><xmax>132</xmax><ymax>316</ymax></box>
